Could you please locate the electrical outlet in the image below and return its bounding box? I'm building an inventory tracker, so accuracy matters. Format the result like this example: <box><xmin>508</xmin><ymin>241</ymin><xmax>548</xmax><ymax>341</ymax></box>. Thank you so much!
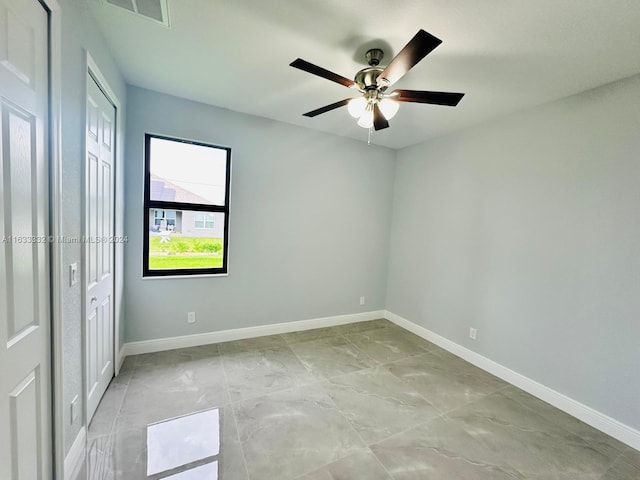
<box><xmin>70</xmin><ymin>395</ymin><xmax>79</xmax><ymax>425</ymax></box>
<box><xmin>359</xmin><ymin>296</ymin><xmax>365</xmax><ymax>306</ymax></box>
<box><xmin>187</xmin><ymin>312</ymin><xmax>196</xmax><ymax>324</ymax></box>
<box><xmin>469</xmin><ymin>328</ymin><xmax>477</xmax><ymax>340</ymax></box>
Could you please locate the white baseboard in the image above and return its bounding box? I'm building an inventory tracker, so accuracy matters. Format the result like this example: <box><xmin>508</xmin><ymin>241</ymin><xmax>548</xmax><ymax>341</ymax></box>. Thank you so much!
<box><xmin>115</xmin><ymin>345</ymin><xmax>126</xmax><ymax>375</ymax></box>
<box><xmin>123</xmin><ymin>310</ymin><xmax>385</xmax><ymax>357</ymax></box>
<box><xmin>64</xmin><ymin>426</ymin><xmax>86</xmax><ymax>480</ymax></box>
<box><xmin>384</xmin><ymin>310</ymin><xmax>640</xmax><ymax>451</ymax></box>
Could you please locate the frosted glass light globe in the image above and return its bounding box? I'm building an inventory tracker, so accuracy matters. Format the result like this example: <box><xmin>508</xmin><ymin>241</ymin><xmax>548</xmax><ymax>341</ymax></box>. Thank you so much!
<box><xmin>378</xmin><ymin>98</ymin><xmax>399</xmax><ymax>120</ymax></box>
<box><xmin>357</xmin><ymin>109</ymin><xmax>374</xmax><ymax>128</ymax></box>
<box><xmin>347</xmin><ymin>97</ymin><xmax>367</xmax><ymax>118</ymax></box>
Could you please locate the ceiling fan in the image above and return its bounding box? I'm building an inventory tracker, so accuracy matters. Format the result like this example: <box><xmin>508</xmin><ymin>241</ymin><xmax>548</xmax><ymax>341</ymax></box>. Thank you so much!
<box><xmin>290</xmin><ymin>29</ymin><xmax>465</xmax><ymax>131</ymax></box>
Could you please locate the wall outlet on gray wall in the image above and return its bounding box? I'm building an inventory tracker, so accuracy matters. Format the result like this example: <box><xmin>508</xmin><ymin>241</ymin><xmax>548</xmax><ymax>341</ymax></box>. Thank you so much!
<box><xmin>71</xmin><ymin>395</ymin><xmax>79</xmax><ymax>425</ymax></box>
<box><xmin>187</xmin><ymin>312</ymin><xmax>196</xmax><ymax>323</ymax></box>
<box><xmin>469</xmin><ymin>328</ymin><xmax>477</xmax><ymax>340</ymax></box>
<box><xmin>69</xmin><ymin>263</ymin><xmax>78</xmax><ymax>286</ymax></box>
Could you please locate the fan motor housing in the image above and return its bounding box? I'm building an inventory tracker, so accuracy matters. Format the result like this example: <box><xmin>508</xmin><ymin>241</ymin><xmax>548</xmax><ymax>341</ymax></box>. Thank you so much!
<box><xmin>354</xmin><ymin>67</ymin><xmax>383</xmax><ymax>90</ymax></box>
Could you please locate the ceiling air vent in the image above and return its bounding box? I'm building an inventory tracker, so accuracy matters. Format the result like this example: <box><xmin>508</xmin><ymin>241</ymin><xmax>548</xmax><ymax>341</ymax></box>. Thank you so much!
<box><xmin>102</xmin><ymin>0</ymin><xmax>170</xmax><ymax>27</ymax></box>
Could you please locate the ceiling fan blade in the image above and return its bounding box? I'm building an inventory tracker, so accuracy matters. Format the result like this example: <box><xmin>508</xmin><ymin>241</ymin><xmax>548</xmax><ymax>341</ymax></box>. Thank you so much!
<box><xmin>392</xmin><ymin>89</ymin><xmax>465</xmax><ymax>106</ymax></box>
<box><xmin>290</xmin><ymin>59</ymin><xmax>356</xmax><ymax>88</ymax></box>
<box><xmin>302</xmin><ymin>98</ymin><xmax>351</xmax><ymax>117</ymax></box>
<box><xmin>377</xmin><ymin>30</ymin><xmax>442</xmax><ymax>88</ymax></box>
<box><xmin>373</xmin><ymin>104</ymin><xmax>389</xmax><ymax>131</ymax></box>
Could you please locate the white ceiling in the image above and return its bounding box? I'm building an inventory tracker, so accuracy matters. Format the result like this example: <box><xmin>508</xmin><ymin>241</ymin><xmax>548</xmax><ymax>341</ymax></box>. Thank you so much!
<box><xmin>88</xmin><ymin>0</ymin><xmax>640</xmax><ymax>149</ymax></box>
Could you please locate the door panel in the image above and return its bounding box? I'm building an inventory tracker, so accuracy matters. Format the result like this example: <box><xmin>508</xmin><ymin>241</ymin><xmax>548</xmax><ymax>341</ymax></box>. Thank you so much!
<box><xmin>5</xmin><ymin>106</ymin><xmax>38</xmax><ymax>339</ymax></box>
<box><xmin>100</xmin><ymin>296</ymin><xmax>112</xmax><ymax>376</ymax></box>
<box><xmin>87</xmin><ymin>308</ymin><xmax>97</xmax><ymax>397</ymax></box>
<box><xmin>9</xmin><ymin>368</ymin><xmax>42</xmax><ymax>480</ymax></box>
<box><xmin>88</xmin><ymin>151</ymin><xmax>99</xmax><ymax>285</ymax></box>
<box><xmin>85</xmin><ymin>75</ymin><xmax>115</xmax><ymax>422</ymax></box>
<box><xmin>0</xmin><ymin>2</ymin><xmax>36</xmax><ymax>90</ymax></box>
<box><xmin>101</xmin><ymin>161</ymin><xmax>111</xmax><ymax>276</ymax></box>
<box><xmin>0</xmin><ymin>0</ymin><xmax>51</xmax><ymax>478</ymax></box>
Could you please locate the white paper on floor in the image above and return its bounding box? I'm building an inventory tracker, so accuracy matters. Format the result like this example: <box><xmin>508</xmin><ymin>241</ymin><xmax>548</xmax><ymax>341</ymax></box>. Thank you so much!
<box><xmin>147</xmin><ymin>408</ymin><xmax>220</xmax><ymax>476</ymax></box>
<box><xmin>162</xmin><ymin>461</ymin><xmax>218</xmax><ymax>480</ymax></box>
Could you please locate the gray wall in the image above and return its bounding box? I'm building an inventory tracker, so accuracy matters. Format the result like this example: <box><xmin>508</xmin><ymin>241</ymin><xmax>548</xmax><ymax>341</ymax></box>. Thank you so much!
<box><xmin>59</xmin><ymin>0</ymin><xmax>127</xmax><ymax>455</ymax></box>
<box><xmin>124</xmin><ymin>87</ymin><xmax>395</xmax><ymax>342</ymax></box>
<box><xmin>386</xmin><ymin>74</ymin><xmax>640</xmax><ymax>430</ymax></box>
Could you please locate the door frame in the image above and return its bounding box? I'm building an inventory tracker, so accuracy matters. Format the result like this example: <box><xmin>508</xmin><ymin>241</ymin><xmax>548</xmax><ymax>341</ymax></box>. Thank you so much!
<box><xmin>40</xmin><ymin>0</ymin><xmax>63</xmax><ymax>478</ymax></box>
<box><xmin>82</xmin><ymin>51</ymin><xmax>124</xmax><ymax>427</ymax></box>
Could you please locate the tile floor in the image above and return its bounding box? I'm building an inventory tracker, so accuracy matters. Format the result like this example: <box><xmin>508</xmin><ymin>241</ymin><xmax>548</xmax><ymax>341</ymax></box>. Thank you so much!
<box><xmin>72</xmin><ymin>319</ymin><xmax>639</xmax><ymax>480</ymax></box>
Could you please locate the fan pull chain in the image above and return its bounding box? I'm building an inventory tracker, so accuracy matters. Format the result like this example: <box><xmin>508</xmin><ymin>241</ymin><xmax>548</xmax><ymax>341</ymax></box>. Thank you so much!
<box><xmin>367</xmin><ymin>127</ymin><xmax>372</xmax><ymax>145</ymax></box>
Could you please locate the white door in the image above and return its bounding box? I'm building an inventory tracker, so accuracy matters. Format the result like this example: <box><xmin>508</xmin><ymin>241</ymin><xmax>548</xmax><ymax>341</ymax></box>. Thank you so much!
<box><xmin>85</xmin><ymin>74</ymin><xmax>116</xmax><ymax>422</ymax></box>
<box><xmin>0</xmin><ymin>0</ymin><xmax>52</xmax><ymax>478</ymax></box>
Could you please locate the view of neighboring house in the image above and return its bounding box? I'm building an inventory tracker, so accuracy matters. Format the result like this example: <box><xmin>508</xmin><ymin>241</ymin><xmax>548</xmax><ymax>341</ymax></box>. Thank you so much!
<box><xmin>149</xmin><ymin>174</ymin><xmax>225</xmax><ymax>238</ymax></box>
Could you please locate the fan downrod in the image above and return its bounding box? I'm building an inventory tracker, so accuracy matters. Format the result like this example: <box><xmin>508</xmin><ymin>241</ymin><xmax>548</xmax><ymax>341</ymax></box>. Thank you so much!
<box><xmin>365</xmin><ymin>48</ymin><xmax>384</xmax><ymax>66</ymax></box>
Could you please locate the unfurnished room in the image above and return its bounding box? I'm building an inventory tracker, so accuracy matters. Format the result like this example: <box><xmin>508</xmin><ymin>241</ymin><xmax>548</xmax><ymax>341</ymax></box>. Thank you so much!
<box><xmin>0</xmin><ymin>0</ymin><xmax>639</xmax><ymax>479</ymax></box>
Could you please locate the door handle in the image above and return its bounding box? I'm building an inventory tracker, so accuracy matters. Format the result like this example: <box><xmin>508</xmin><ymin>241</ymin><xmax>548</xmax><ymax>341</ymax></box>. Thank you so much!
<box><xmin>91</xmin><ymin>296</ymin><xmax>97</xmax><ymax>303</ymax></box>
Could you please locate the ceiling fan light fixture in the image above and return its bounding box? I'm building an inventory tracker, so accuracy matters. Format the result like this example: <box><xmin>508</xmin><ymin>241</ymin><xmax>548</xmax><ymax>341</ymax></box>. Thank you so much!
<box><xmin>291</xmin><ymin>29</ymin><xmax>465</xmax><ymax>133</ymax></box>
<box><xmin>378</xmin><ymin>98</ymin><xmax>399</xmax><ymax>120</ymax></box>
<box><xmin>347</xmin><ymin>97</ymin><xmax>367</xmax><ymax>118</ymax></box>
<box><xmin>357</xmin><ymin>108</ymin><xmax>374</xmax><ymax>128</ymax></box>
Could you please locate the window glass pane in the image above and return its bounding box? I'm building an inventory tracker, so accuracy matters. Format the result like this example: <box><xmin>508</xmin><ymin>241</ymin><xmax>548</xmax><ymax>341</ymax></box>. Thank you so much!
<box><xmin>148</xmin><ymin>209</ymin><xmax>225</xmax><ymax>271</ymax></box>
<box><xmin>149</xmin><ymin>137</ymin><xmax>227</xmax><ymax>206</ymax></box>
<box><xmin>205</xmin><ymin>212</ymin><xmax>214</xmax><ymax>228</ymax></box>
<box><xmin>194</xmin><ymin>212</ymin><xmax>203</xmax><ymax>228</ymax></box>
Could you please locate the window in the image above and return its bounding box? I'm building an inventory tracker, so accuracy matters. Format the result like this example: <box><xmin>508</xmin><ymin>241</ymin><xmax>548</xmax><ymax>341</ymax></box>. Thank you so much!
<box><xmin>143</xmin><ymin>134</ymin><xmax>231</xmax><ymax>276</ymax></box>
<box><xmin>194</xmin><ymin>212</ymin><xmax>214</xmax><ymax>229</ymax></box>
<box><xmin>154</xmin><ymin>209</ymin><xmax>176</xmax><ymax>227</ymax></box>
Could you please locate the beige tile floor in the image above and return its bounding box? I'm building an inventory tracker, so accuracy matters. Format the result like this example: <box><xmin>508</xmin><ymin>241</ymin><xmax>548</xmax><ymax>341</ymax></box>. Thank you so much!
<box><xmin>71</xmin><ymin>319</ymin><xmax>639</xmax><ymax>480</ymax></box>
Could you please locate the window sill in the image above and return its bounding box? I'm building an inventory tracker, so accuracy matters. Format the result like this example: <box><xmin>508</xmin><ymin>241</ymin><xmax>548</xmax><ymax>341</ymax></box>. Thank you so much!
<box><xmin>141</xmin><ymin>273</ymin><xmax>229</xmax><ymax>280</ymax></box>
